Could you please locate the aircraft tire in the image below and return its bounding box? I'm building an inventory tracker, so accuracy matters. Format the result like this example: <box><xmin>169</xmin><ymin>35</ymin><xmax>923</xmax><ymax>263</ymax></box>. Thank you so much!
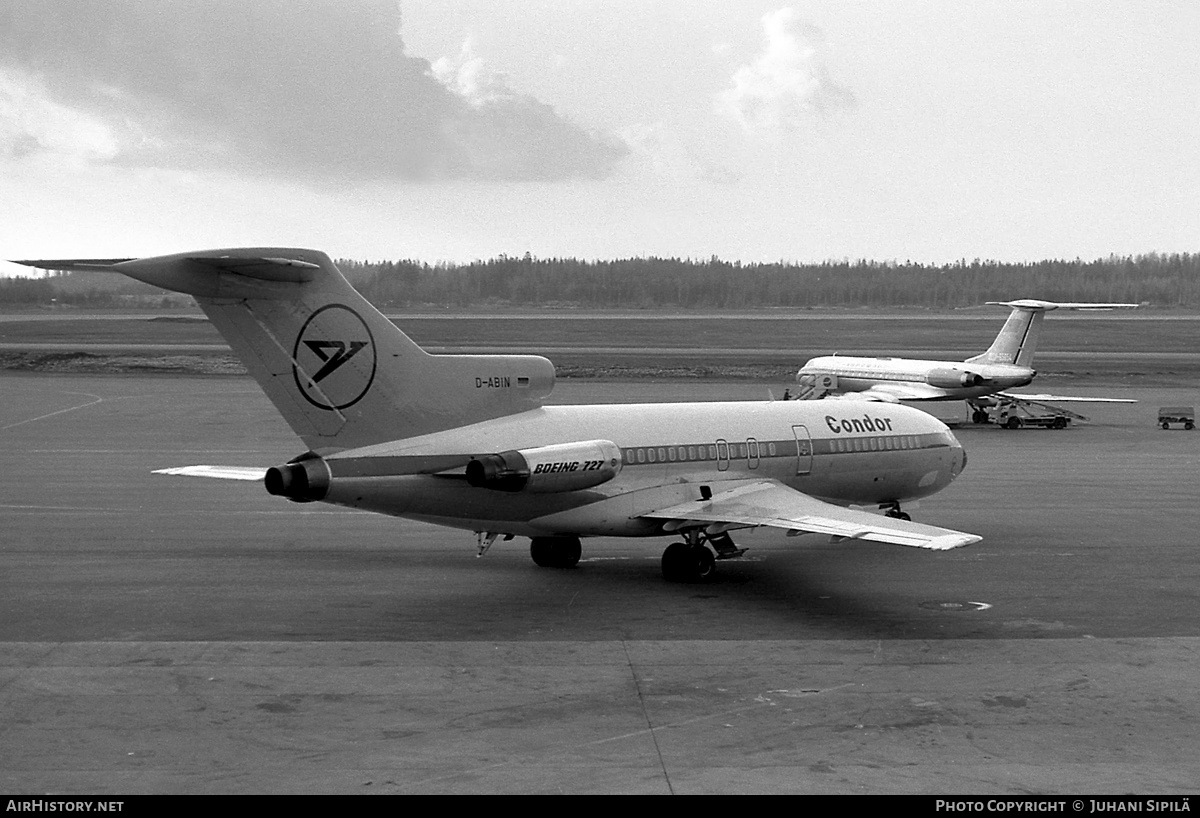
<box><xmin>690</xmin><ymin>544</ymin><xmax>716</xmax><ymax>581</ymax></box>
<box><xmin>661</xmin><ymin>542</ymin><xmax>689</xmax><ymax>582</ymax></box>
<box><xmin>661</xmin><ymin>542</ymin><xmax>716</xmax><ymax>583</ymax></box>
<box><xmin>530</xmin><ymin>536</ymin><xmax>582</xmax><ymax>568</ymax></box>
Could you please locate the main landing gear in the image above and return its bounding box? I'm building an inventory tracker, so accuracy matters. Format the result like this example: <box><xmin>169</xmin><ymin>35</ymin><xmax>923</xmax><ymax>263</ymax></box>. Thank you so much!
<box><xmin>529</xmin><ymin>536</ymin><xmax>582</xmax><ymax>569</ymax></box>
<box><xmin>661</xmin><ymin>529</ymin><xmax>745</xmax><ymax>583</ymax></box>
<box><xmin>882</xmin><ymin>501</ymin><xmax>911</xmax><ymax>521</ymax></box>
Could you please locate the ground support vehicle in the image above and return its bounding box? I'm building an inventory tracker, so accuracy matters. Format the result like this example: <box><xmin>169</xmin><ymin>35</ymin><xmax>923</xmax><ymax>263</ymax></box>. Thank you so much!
<box><xmin>1157</xmin><ymin>406</ymin><xmax>1195</xmax><ymax>430</ymax></box>
<box><xmin>987</xmin><ymin>396</ymin><xmax>1083</xmax><ymax>430</ymax></box>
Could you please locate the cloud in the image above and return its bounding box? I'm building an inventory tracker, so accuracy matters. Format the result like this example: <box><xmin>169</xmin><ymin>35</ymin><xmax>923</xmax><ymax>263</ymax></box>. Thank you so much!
<box><xmin>431</xmin><ymin>36</ymin><xmax>628</xmax><ymax>181</ymax></box>
<box><xmin>0</xmin><ymin>0</ymin><xmax>627</xmax><ymax>182</ymax></box>
<box><xmin>619</xmin><ymin>121</ymin><xmax>742</xmax><ymax>185</ymax></box>
<box><xmin>0</xmin><ymin>66</ymin><xmax>122</xmax><ymax>163</ymax></box>
<box><xmin>717</xmin><ymin>8</ymin><xmax>856</xmax><ymax>134</ymax></box>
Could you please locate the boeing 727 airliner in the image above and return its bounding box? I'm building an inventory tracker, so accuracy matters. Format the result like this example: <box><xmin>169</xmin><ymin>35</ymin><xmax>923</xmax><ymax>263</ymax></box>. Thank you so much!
<box><xmin>15</xmin><ymin>249</ymin><xmax>979</xmax><ymax>582</ymax></box>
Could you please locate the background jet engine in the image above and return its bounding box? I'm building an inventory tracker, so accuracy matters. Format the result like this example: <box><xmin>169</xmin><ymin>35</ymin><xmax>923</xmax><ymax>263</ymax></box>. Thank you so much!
<box><xmin>926</xmin><ymin>368</ymin><xmax>986</xmax><ymax>389</ymax></box>
<box><xmin>466</xmin><ymin>440</ymin><xmax>623</xmax><ymax>493</ymax></box>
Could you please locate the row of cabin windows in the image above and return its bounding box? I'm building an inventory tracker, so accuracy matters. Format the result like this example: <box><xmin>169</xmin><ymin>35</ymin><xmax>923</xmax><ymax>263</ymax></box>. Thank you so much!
<box><xmin>843</xmin><ymin>371</ymin><xmax>914</xmax><ymax>380</ymax></box>
<box><xmin>624</xmin><ymin>434</ymin><xmax>928</xmax><ymax>465</ymax></box>
<box><xmin>624</xmin><ymin>440</ymin><xmax>780</xmax><ymax>465</ymax></box>
<box><xmin>832</xmin><ymin>435</ymin><xmax>922</xmax><ymax>453</ymax></box>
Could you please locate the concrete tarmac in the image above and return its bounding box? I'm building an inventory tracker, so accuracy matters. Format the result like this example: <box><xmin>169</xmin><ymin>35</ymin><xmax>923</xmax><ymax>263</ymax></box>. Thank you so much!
<box><xmin>2</xmin><ymin>373</ymin><xmax>1198</xmax><ymax>793</ymax></box>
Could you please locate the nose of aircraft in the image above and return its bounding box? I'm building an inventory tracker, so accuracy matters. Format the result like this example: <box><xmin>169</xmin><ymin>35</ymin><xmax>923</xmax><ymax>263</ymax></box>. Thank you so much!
<box><xmin>902</xmin><ymin>403</ymin><xmax>968</xmax><ymax>482</ymax></box>
<box><xmin>948</xmin><ymin>429</ymin><xmax>967</xmax><ymax>478</ymax></box>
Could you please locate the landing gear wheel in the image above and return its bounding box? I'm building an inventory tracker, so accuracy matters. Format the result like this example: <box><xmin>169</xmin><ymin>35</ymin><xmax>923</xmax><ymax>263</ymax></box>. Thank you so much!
<box><xmin>530</xmin><ymin>536</ymin><xmax>582</xmax><ymax>568</ymax></box>
<box><xmin>690</xmin><ymin>543</ymin><xmax>716</xmax><ymax>581</ymax></box>
<box><xmin>661</xmin><ymin>542</ymin><xmax>716</xmax><ymax>583</ymax></box>
<box><xmin>661</xmin><ymin>542</ymin><xmax>689</xmax><ymax>582</ymax></box>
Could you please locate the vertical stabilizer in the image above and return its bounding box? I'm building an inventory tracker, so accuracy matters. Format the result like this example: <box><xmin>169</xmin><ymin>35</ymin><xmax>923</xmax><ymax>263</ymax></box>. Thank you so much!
<box><xmin>17</xmin><ymin>249</ymin><xmax>556</xmax><ymax>452</ymax></box>
<box><xmin>966</xmin><ymin>303</ymin><xmax>1046</xmax><ymax>366</ymax></box>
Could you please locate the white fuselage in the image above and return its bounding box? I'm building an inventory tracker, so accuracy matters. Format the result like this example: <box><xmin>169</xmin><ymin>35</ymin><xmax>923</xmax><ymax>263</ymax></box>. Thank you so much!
<box><xmin>319</xmin><ymin>399</ymin><xmax>968</xmax><ymax>537</ymax></box>
<box><xmin>800</xmin><ymin>356</ymin><xmax>1036</xmax><ymax>401</ymax></box>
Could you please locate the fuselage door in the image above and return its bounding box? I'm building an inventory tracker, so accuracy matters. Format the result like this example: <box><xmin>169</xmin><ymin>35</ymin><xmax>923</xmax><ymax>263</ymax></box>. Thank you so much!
<box><xmin>716</xmin><ymin>438</ymin><xmax>730</xmax><ymax>472</ymax></box>
<box><xmin>792</xmin><ymin>425</ymin><xmax>812</xmax><ymax>476</ymax></box>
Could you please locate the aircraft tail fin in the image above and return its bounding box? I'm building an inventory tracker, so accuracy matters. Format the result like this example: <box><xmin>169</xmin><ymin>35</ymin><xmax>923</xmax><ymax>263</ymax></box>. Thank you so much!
<box><xmin>13</xmin><ymin>249</ymin><xmax>556</xmax><ymax>452</ymax></box>
<box><xmin>964</xmin><ymin>299</ymin><xmax>1138</xmax><ymax>368</ymax></box>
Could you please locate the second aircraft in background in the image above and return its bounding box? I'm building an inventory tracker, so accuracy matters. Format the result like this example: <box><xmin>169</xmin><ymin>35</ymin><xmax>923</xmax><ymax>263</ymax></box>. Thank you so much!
<box><xmin>794</xmin><ymin>299</ymin><xmax>1138</xmax><ymax>423</ymax></box>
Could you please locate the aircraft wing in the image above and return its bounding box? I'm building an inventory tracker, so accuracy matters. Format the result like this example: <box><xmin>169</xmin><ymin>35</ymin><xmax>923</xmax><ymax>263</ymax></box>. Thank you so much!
<box><xmin>998</xmin><ymin>392</ymin><xmax>1138</xmax><ymax>404</ymax></box>
<box><xmin>825</xmin><ymin>383</ymin><xmax>951</xmax><ymax>402</ymax></box>
<box><xmin>153</xmin><ymin>465</ymin><xmax>268</xmax><ymax>481</ymax></box>
<box><xmin>641</xmin><ymin>479</ymin><xmax>980</xmax><ymax>551</ymax></box>
<box><xmin>811</xmin><ymin>386</ymin><xmax>950</xmax><ymax>405</ymax></box>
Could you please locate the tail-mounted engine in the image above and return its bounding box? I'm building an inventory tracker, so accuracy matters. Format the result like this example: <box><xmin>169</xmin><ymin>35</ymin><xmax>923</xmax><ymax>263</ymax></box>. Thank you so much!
<box><xmin>265</xmin><ymin>452</ymin><xmax>330</xmax><ymax>503</ymax></box>
<box><xmin>926</xmin><ymin>367</ymin><xmax>986</xmax><ymax>389</ymax></box>
<box><xmin>466</xmin><ymin>440</ymin><xmax>622</xmax><ymax>493</ymax></box>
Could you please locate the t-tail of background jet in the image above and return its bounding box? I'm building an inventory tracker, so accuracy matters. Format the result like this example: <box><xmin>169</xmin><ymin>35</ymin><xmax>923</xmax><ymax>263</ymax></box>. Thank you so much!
<box><xmin>965</xmin><ymin>299</ymin><xmax>1139</xmax><ymax>368</ymax></box>
<box><xmin>14</xmin><ymin>249</ymin><xmax>556</xmax><ymax>452</ymax></box>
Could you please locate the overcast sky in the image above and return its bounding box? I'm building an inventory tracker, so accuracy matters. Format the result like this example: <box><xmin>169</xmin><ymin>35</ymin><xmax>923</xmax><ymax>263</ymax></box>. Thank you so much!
<box><xmin>2</xmin><ymin>1</ymin><xmax>1198</xmax><ymax>274</ymax></box>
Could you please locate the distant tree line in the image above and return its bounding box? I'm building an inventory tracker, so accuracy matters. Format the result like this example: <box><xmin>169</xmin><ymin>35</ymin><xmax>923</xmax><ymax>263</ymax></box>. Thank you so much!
<box><xmin>4</xmin><ymin>252</ymin><xmax>1198</xmax><ymax>308</ymax></box>
<box><xmin>342</xmin><ymin>252</ymin><xmax>1199</xmax><ymax>308</ymax></box>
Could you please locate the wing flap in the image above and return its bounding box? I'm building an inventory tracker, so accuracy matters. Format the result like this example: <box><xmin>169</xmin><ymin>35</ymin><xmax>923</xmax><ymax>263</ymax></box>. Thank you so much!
<box><xmin>642</xmin><ymin>479</ymin><xmax>980</xmax><ymax>551</ymax></box>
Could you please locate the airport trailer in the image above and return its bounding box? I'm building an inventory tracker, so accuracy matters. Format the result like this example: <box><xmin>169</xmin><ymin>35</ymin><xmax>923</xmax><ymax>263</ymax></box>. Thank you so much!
<box><xmin>1157</xmin><ymin>406</ymin><xmax>1195</xmax><ymax>430</ymax></box>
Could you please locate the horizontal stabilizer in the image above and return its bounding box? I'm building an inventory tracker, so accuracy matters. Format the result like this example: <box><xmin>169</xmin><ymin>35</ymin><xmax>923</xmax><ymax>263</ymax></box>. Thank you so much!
<box><xmin>985</xmin><ymin>299</ymin><xmax>1140</xmax><ymax>312</ymax></box>
<box><xmin>15</xmin><ymin>249</ymin><xmax>326</xmax><ymax>295</ymax></box>
<box><xmin>12</xmin><ymin>259</ymin><xmax>132</xmax><ymax>272</ymax></box>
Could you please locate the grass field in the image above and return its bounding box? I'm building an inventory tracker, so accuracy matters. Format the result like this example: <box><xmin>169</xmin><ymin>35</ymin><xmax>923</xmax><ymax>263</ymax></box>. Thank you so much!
<box><xmin>1</xmin><ymin>309</ymin><xmax>1197</xmax><ymax>383</ymax></box>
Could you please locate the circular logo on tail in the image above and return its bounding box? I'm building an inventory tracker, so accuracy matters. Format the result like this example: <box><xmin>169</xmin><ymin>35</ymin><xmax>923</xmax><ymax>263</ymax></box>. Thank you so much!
<box><xmin>292</xmin><ymin>304</ymin><xmax>377</xmax><ymax>410</ymax></box>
